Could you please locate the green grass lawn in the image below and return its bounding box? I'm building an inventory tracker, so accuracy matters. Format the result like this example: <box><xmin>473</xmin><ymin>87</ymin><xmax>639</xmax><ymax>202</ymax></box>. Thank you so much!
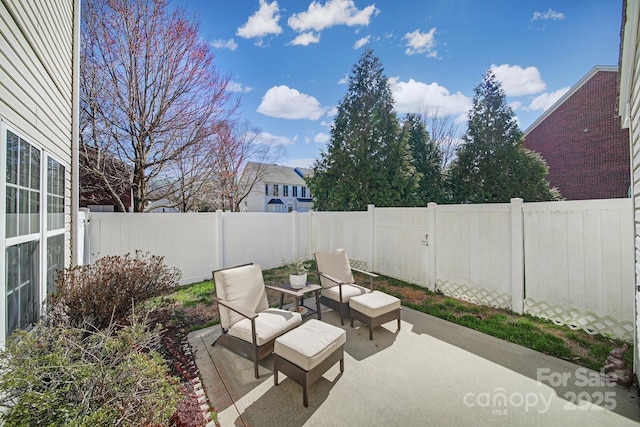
<box><xmin>162</xmin><ymin>263</ymin><xmax>632</xmax><ymax>373</ymax></box>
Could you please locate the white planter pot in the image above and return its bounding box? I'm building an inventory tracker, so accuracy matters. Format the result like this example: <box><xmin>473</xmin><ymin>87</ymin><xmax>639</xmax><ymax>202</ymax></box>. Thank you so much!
<box><xmin>289</xmin><ymin>273</ymin><xmax>307</xmax><ymax>289</ymax></box>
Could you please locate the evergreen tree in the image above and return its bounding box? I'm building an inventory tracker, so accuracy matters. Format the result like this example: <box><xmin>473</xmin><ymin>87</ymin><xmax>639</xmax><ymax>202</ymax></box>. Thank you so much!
<box><xmin>448</xmin><ymin>71</ymin><xmax>559</xmax><ymax>203</ymax></box>
<box><xmin>403</xmin><ymin>113</ymin><xmax>446</xmax><ymax>204</ymax></box>
<box><xmin>306</xmin><ymin>49</ymin><xmax>418</xmax><ymax>210</ymax></box>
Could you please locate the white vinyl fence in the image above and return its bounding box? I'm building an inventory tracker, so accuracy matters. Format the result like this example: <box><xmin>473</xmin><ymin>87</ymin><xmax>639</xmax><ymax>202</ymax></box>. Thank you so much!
<box><xmin>81</xmin><ymin>198</ymin><xmax>635</xmax><ymax>340</ymax></box>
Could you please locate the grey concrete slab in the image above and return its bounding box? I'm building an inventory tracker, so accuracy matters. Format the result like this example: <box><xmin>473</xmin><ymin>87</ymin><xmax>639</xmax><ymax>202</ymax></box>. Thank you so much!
<box><xmin>188</xmin><ymin>304</ymin><xmax>640</xmax><ymax>427</ymax></box>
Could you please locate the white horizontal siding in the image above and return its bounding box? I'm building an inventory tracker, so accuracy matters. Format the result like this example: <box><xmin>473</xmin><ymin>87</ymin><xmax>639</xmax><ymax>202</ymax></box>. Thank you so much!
<box><xmin>0</xmin><ymin>0</ymin><xmax>73</xmax><ymax>165</ymax></box>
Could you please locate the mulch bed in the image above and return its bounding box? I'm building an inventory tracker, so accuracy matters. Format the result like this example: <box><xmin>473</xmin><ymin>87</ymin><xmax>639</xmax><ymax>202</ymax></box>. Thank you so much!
<box><xmin>154</xmin><ymin>306</ymin><xmax>214</xmax><ymax>427</ymax></box>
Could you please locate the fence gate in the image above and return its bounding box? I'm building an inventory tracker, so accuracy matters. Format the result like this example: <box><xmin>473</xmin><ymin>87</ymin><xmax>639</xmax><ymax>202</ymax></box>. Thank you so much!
<box><xmin>373</xmin><ymin>207</ymin><xmax>432</xmax><ymax>288</ymax></box>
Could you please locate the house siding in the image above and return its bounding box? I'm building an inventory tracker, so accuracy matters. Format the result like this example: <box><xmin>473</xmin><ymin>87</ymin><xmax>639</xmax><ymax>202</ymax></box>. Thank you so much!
<box><xmin>619</xmin><ymin>0</ymin><xmax>640</xmax><ymax>378</ymax></box>
<box><xmin>1</xmin><ymin>0</ymin><xmax>74</xmax><ymax>249</ymax></box>
<box><xmin>525</xmin><ymin>69</ymin><xmax>630</xmax><ymax>200</ymax></box>
<box><xmin>0</xmin><ymin>0</ymin><xmax>76</xmax><ymax>343</ymax></box>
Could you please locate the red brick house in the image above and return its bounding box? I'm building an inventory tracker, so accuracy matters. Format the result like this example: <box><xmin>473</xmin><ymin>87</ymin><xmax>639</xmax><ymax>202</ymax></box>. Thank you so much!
<box><xmin>524</xmin><ymin>66</ymin><xmax>630</xmax><ymax>200</ymax></box>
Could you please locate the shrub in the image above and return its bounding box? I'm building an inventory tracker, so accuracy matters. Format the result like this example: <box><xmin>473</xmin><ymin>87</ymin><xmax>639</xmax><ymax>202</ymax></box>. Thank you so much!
<box><xmin>47</xmin><ymin>251</ymin><xmax>181</xmax><ymax>329</ymax></box>
<box><xmin>0</xmin><ymin>314</ymin><xmax>181</xmax><ymax>426</ymax></box>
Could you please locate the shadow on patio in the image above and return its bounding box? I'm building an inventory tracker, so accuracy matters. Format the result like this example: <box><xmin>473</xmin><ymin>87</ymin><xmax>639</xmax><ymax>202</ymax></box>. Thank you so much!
<box><xmin>189</xmin><ymin>303</ymin><xmax>640</xmax><ymax>427</ymax></box>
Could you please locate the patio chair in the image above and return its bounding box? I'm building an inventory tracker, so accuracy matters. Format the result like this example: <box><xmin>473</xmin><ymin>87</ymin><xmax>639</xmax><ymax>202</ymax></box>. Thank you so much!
<box><xmin>314</xmin><ymin>249</ymin><xmax>377</xmax><ymax>325</ymax></box>
<box><xmin>212</xmin><ymin>263</ymin><xmax>302</xmax><ymax>378</ymax></box>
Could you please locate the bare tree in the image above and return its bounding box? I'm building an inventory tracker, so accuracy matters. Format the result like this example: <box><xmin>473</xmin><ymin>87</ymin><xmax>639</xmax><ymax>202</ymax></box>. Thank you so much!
<box><xmin>80</xmin><ymin>0</ymin><xmax>236</xmax><ymax>212</ymax></box>
<box><xmin>151</xmin><ymin>140</ymin><xmax>218</xmax><ymax>212</ymax></box>
<box><xmin>211</xmin><ymin>121</ymin><xmax>284</xmax><ymax>212</ymax></box>
<box><xmin>418</xmin><ymin>108</ymin><xmax>462</xmax><ymax>168</ymax></box>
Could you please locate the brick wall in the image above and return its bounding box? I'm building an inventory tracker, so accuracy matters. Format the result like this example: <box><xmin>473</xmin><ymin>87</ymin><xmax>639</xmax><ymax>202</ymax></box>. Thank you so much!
<box><xmin>524</xmin><ymin>70</ymin><xmax>630</xmax><ymax>200</ymax></box>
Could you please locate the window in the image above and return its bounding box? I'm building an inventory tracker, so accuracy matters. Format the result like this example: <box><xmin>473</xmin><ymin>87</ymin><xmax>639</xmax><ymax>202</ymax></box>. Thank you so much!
<box><xmin>302</xmin><ymin>187</ymin><xmax>307</xmax><ymax>198</ymax></box>
<box><xmin>273</xmin><ymin>184</ymin><xmax>279</xmax><ymax>196</ymax></box>
<box><xmin>6</xmin><ymin>131</ymin><xmax>40</xmax><ymax>238</ymax></box>
<box><xmin>264</xmin><ymin>184</ymin><xmax>269</xmax><ymax>196</ymax></box>
<box><xmin>283</xmin><ymin>185</ymin><xmax>289</xmax><ymax>197</ymax></box>
<box><xmin>4</xmin><ymin>128</ymin><xmax>66</xmax><ymax>337</ymax></box>
<box><xmin>293</xmin><ymin>186</ymin><xmax>298</xmax><ymax>197</ymax></box>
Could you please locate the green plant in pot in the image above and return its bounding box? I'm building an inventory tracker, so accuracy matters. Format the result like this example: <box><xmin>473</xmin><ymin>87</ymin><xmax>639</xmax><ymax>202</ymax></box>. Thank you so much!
<box><xmin>284</xmin><ymin>257</ymin><xmax>311</xmax><ymax>289</ymax></box>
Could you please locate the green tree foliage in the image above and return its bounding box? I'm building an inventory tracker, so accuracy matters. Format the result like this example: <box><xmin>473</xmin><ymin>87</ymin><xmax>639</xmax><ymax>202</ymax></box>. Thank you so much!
<box><xmin>403</xmin><ymin>113</ymin><xmax>446</xmax><ymax>204</ymax></box>
<box><xmin>306</xmin><ymin>49</ymin><xmax>419</xmax><ymax>210</ymax></box>
<box><xmin>448</xmin><ymin>71</ymin><xmax>560</xmax><ymax>203</ymax></box>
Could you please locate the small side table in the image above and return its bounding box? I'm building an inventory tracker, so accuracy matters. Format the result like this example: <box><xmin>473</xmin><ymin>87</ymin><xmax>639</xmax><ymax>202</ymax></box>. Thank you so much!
<box><xmin>266</xmin><ymin>283</ymin><xmax>322</xmax><ymax>320</ymax></box>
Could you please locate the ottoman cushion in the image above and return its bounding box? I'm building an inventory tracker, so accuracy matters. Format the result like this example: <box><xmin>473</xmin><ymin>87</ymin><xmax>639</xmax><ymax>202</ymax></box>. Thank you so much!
<box><xmin>275</xmin><ymin>319</ymin><xmax>346</xmax><ymax>371</ymax></box>
<box><xmin>349</xmin><ymin>291</ymin><xmax>400</xmax><ymax>318</ymax></box>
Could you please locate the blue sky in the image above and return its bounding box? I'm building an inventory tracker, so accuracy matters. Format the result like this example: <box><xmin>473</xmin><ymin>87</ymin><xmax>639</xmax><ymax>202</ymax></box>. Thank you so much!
<box><xmin>178</xmin><ymin>0</ymin><xmax>623</xmax><ymax>169</ymax></box>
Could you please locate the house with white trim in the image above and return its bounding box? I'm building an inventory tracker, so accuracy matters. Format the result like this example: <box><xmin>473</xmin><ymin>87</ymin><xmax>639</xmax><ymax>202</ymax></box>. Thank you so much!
<box><xmin>1</xmin><ymin>1</ymin><xmax>80</xmax><ymax>344</ymax></box>
<box><xmin>241</xmin><ymin>162</ymin><xmax>313</xmax><ymax>212</ymax></box>
<box><xmin>524</xmin><ymin>66</ymin><xmax>630</xmax><ymax>200</ymax></box>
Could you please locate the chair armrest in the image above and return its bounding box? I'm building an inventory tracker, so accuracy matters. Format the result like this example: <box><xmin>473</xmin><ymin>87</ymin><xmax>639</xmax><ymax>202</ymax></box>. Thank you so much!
<box><xmin>265</xmin><ymin>285</ymin><xmax>301</xmax><ymax>297</ymax></box>
<box><xmin>212</xmin><ymin>296</ymin><xmax>259</xmax><ymax>320</ymax></box>
<box><xmin>317</xmin><ymin>272</ymin><xmax>345</xmax><ymax>286</ymax></box>
<box><xmin>351</xmin><ymin>267</ymin><xmax>378</xmax><ymax>278</ymax></box>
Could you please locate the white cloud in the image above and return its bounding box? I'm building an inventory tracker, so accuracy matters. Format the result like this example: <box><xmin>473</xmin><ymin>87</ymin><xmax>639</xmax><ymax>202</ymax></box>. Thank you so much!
<box><xmin>257</xmin><ymin>85</ymin><xmax>326</xmax><ymax>120</ymax></box>
<box><xmin>454</xmin><ymin>114</ymin><xmax>468</xmax><ymax>125</ymax></box>
<box><xmin>290</xmin><ymin>32</ymin><xmax>321</xmax><ymax>46</ymax></box>
<box><xmin>228</xmin><ymin>80</ymin><xmax>253</xmax><ymax>93</ymax></box>
<box><xmin>288</xmin><ymin>0</ymin><xmax>378</xmax><ymax>32</ymax></box>
<box><xmin>389</xmin><ymin>77</ymin><xmax>472</xmax><ymax>116</ymax></box>
<box><xmin>313</xmin><ymin>132</ymin><xmax>330</xmax><ymax>143</ymax></box>
<box><xmin>326</xmin><ymin>106</ymin><xmax>338</xmax><ymax>117</ymax></box>
<box><xmin>285</xmin><ymin>158</ymin><xmax>316</xmax><ymax>168</ymax></box>
<box><xmin>403</xmin><ymin>28</ymin><xmax>437</xmax><ymax>57</ymax></box>
<box><xmin>528</xmin><ymin>87</ymin><xmax>570</xmax><ymax>111</ymax></box>
<box><xmin>532</xmin><ymin>9</ymin><xmax>565</xmax><ymax>21</ymax></box>
<box><xmin>251</xmin><ymin>131</ymin><xmax>294</xmax><ymax>146</ymax></box>
<box><xmin>338</xmin><ymin>74</ymin><xmax>348</xmax><ymax>84</ymax></box>
<box><xmin>236</xmin><ymin>0</ymin><xmax>282</xmax><ymax>39</ymax></box>
<box><xmin>354</xmin><ymin>35</ymin><xmax>370</xmax><ymax>49</ymax></box>
<box><xmin>490</xmin><ymin>64</ymin><xmax>546</xmax><ymax>96</ymax></box>
<box><xmin>509</xmin><ymin>101</ymin><xmax>523</xmax><ymax>111</ymax></box>
<box><xmin>210</xmin><ymin>38</ymin><xmax>238</xmax><ymax>51</ymax></box>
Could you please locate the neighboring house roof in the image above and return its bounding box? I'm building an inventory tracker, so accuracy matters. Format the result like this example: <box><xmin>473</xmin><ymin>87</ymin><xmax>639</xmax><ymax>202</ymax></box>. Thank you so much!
<box><xmin>267</xmin><ymin>198</ymin><xmax>284</xmax><ymax>205</ymax></box>
<box><xmin>523</xmin><ymin>66</ymin><xmax>630</xmax><ymax>201</ymax></box>
<box><xmin>524</xmin><ymin>66</ymin><xmax>618</xmax><ymax>135</ymax></box>
<box><xmin>244</xmin><ymin>162</ymin><xmax>311</xmax><ymax>186</ymax></box>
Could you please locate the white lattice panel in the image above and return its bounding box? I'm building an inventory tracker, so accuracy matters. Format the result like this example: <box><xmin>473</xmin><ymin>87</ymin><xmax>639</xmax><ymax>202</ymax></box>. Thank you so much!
<box><xmin>435</xmin><ymin>280</ymin><xmax>512</xmax><ymax>310</ymax></box>
<box><xmin>350</xmin><ymin>259</ymin><xmax>369</xmax><ymax>271</ymax></box>
<box><xmin>524</xmin><ymin>298</ymin><xmax>634</xmax><ymax>341</ymax></box>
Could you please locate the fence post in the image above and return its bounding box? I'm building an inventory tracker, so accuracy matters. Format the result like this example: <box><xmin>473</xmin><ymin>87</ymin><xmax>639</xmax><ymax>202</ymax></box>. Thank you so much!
<box><xmin>368</xmin><ymin>204</ymin><xmax>375</xmax><ymax>271</ymax></box>
<box><xmin>510</xmin><ymin>198</ymin><xmax>524</xmax><ymax>314</ymax></box>
<box><xmin>216</xmin><ymin>210</ymin><xmax>224</xmax><ymax>270</ymax></box>
<box><xmin>427</xmin><ymin>202</ymin><xmax>437</xmax><ymax>291</ymax></box>
<box><xmin>291</xmin><ymin>210</ymin><xmax>298</xmax><ymax>259</ymax></box>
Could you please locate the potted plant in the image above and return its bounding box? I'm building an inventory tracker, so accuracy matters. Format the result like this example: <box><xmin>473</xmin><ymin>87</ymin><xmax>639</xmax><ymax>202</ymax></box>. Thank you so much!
<box><xmin>284</xmin><ymin>257</ymin><xmax>311</xmax><ymax>289</ymax></box>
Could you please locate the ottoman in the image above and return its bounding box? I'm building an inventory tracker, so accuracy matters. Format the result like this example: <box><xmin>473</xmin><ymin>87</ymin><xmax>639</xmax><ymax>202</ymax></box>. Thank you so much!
<box><xmin>349</xmin><ymin>290</ymin><xmax>401</xmax><ymax>340</ymax></box>
<box><xmin>273</xmin><ymin>319</ymin><xmax>346</xmax><ymax>407</ymax></box>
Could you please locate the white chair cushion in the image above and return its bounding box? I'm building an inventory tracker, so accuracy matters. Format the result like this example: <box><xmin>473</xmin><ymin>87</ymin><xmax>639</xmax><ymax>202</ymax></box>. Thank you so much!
<box><xmin>315</xmin><ymin>249</ymin><xmax>354</xmax><ymax>288</ymax></box>
<box><xmin>321</xmin><ymin>284</ymin><xmax>369</xmax><ymax>303</ymax></box>
<box><xmin>349</xmin><ymin>291</ymin><xmax>400</xmax><ymax>317</ymax></box>
<box><xmin>215</xmin><ymin>264</ymin><xmax>269</xmax><ymax>329</ymax></box>
<box><xmin>228</xmin><ymin>308</ymin><xmax>302</xmax><ymax>346</ymax></box>
<box><xmin>274</xmin><ymin>319</ymin><xmax>346</xmax><ymax>371</ymax></box>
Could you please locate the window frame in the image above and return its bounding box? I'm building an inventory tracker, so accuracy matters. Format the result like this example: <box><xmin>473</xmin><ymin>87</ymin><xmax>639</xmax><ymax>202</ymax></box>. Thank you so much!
<box><xmin>1</xmin><ymin>123</ymin><xmax>66</xmax><ymax>341</ymax></box>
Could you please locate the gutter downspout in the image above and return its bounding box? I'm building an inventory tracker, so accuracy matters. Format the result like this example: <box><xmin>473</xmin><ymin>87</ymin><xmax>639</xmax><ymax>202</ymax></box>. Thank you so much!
<box><xmin>71</xmin><ymin>0</ymin><xmax>81</xmax><ymax>266</ymax></box>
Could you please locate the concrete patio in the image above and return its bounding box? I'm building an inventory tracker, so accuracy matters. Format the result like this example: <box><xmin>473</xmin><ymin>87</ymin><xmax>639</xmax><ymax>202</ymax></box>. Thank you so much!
<box><xmin>188</xmin><ymin>303</ymin><xmax>640</xmax><ymax>427</ymax></box>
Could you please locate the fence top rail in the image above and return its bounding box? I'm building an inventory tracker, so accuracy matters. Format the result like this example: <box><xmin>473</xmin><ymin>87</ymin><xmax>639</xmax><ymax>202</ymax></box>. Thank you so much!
<box><xmin>434</xmin><ymin>203</ymin><xmax>511</xmax><ymax>213</ymax></box>
<box><xmin>522</xmin><ymin>198</ymin><xmax>632</xmax><ymax>212</ymax></box>
<box><xmin>311</xmin><ymin>211</ymin><xmax>368</xmax><ymax>217</ymax></box>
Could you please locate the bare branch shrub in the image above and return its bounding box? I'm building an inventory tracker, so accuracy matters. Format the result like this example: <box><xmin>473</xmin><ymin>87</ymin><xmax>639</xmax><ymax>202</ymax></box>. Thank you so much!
<box><xmin>47</xmin><ymin>251</ymin><xmax>181</xmax><ymax>329</ymax></box>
